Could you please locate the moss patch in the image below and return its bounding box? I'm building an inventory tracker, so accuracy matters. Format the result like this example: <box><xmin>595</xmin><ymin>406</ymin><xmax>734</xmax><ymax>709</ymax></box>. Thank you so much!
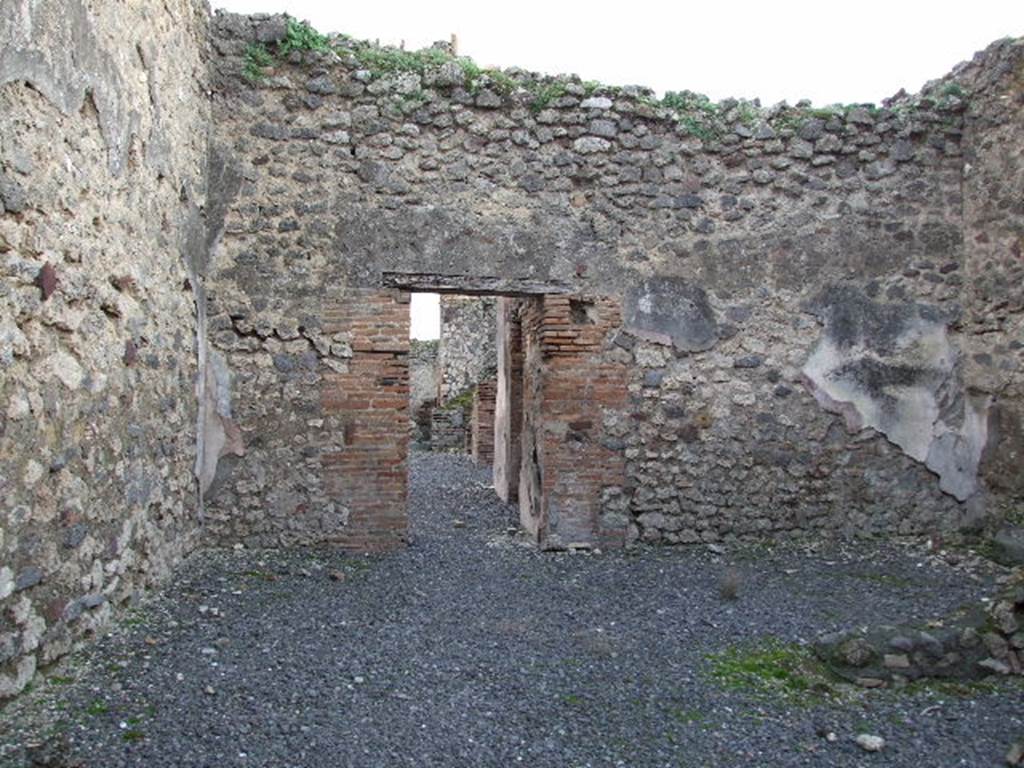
<box><xmin>847</xmin><ymin>570</ymin><xmax>917</xmax><ymax>589</ymax></box>
<box><xmin>705</xmin><ymin>638</ymin><xmax>837</xmax><ymax>705</ymax></box>
<box><xmin>85</xmin><ymin>700</ymin><xmax>109</xmax><ymax>716</ymax></box>
<box><xmin>901</xmin><ymin>675</ymin><xmax>1024</xmax><ymax>699</ymax></box>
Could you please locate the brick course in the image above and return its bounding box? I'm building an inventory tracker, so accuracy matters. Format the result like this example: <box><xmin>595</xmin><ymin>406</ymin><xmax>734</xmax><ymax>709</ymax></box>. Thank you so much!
<box><xmin>471</xmin><ymin>377</ymin><xmax>497</xmax><ymax>466</ymax></box>
<box><xmin>321</xmin><ymin>289</ymin><xmax>410</xmax><ymax>551</ymax></box>
<box><xmin>520</xmin><ymin>296</ymin><xmax>629</xmax><ymax>549</ymax></box>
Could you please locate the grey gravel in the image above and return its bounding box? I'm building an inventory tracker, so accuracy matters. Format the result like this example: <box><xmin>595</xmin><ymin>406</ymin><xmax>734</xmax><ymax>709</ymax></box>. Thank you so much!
<box><xmin>3</xmin><ymin>451</ymin><xmax>1022</xmax><ymax>767</ymax></box>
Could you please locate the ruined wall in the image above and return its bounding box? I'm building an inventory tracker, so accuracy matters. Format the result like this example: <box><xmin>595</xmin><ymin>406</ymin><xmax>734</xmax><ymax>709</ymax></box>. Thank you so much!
<box><xmin>1</xmin><ymin>3</ymin><xmax>1012</xmax><ymax>711</ymax></box>
<box><xmin>438</xmin><ymin>295</ymin><xmax>497</xmax><ymax>403</ymax></box>
<box><xmin>960</xmin><ymin>39</ymin><xmax>1024</xmax><ymax>518</ymax></box>
<box><xmin>431</xmin><ymin>400</ymin><xmax>471</xmax><ymax>453</ymax></box>
<box><xmin>204</xmin><ymin>13</ymin><xmax>1022</xmax><ymax>548</ymax></box>
<box><xmin>409</xmin><ymin>339</ymin><xmax>438</xmax><ymax>445</ymax></box>
<box><xmin>815</xmin><ymin>569</ymin><xmax>1024</xmax><ymax>685</ymax></box>
<box><xmin>0</xmin><ymin>0</ymin><xmax>210</xmax><ymax>698</ymax></box>
<box><xmin>410</xmin><ymin>339</ymin><xmax>439</xmax><ymax>411</ymax></box>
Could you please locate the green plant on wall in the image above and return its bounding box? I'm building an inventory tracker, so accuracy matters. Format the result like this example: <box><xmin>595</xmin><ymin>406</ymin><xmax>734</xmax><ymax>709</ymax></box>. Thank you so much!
<box><xmin>486</xmin><ymin>69</ymin><xmax>519</xmax><ymax>95</ymax></box>
<box><xmin>353</xmin><ymin>45</ymin><xmax>450</xmax><ymax>77</ymax></box>
<box><xmin>243</xmin><ymin>43</ymin><xmax>274</xmax><ymax>81</ymax></box>
<box><xmin>239</xmin><ymin>16</ymin><xmax>569</xmax><ymax>107</ymax></box>
<box><xmin>530</xmin><ymin>82</ymin><xmax>567</xmax><ymax>113</ymax></box>
<box><xmin>279</xmin><ymin>18</ymin><xmax>331</xmax><ymax>56</ymax></box>
<box><xmin>660</xmin><ymin>89</ymin><xmax>722</xmax><ymax>140</ymax></box>
<box><xmin>734</xmin><ymin>100</ymin><xmax>760</xmax><ymax>127</ymax></box>
<box><xmin>242</xmin><ymin>19</ymin><xmax>330</xmax><ymax>81</ymax></box>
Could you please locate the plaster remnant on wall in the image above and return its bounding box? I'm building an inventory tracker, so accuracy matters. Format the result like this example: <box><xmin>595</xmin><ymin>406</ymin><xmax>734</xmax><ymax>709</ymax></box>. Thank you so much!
<box><xmin>197</xmin><ymin>348</ymin><xmax>244</xmax><ymax>497</ymax></box>
<box><xmin>0</xmin><ymin>0</ymin><xmax>138</xmax><ymax>174</ymax></box>
<box><xmin>926</xmin><ymin>394</ymin><xmax>990</xmax><ymax>501</ymax></box>
<box><xmin>624</xmin><ymin>278</ymin><xmax>718</xmax><ymax>352</ymax></box>
<box><xmin>204</xmin><ymin>145</ymin><xmax>244</xmax><ymax>266</ymax></box>
<box><xmin>802</xmin><ymin>286</ymin><xmax>987</xmax><ymax>501</ymax></box>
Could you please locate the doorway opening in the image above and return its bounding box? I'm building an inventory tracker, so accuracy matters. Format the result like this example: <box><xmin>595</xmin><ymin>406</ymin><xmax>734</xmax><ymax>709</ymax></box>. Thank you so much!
<box><xmin>407</xmin><ymin>289</ymin><xmax>521</xmax><ymax>492</ymax></box>
<box><xmin>407</xmin><ymin>291</ymin><xmax>517</xmax><ymax>540</ymax></box>
<box><xmin>323</xmin><ymin>274</ymin><xmax>629</xmax><ymax>552</ymax></box>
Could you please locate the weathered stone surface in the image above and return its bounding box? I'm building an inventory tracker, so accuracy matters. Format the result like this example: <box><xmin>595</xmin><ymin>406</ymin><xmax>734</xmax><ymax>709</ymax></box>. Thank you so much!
<box><xmin>816</xmin><ymin>574</ymin><xmax>1024</xmax><ymax>685</ymax></box>
<box><xmin>572</xmin><ymin>136</ymin><xmax>611</xmax><ymax>154</ymax></box>
<box><xmin>438</xmin><ymin>296</ymin><xmax>497</xmax><ymax>404</ymax></box>
<box><xmin>305</xmin><ymin>74</ymin><xmax>336</xmax><ymax>95</ymax></box>
<box><xmin>991</xmin><ymin>528</ymin><xmax>1024</xmax><ymax>567</ymax></box>
<box><xmin>1008</xmin><ymin>738</ymin><xmax>1024</xmax><ymax>766</ymax></box>
<box><xmin>14</xmin><ymin>567</ymin><xmax>42</xmax><ymax>592</ymax></box>
<box><xmin>0</xmin><ymin>172</ymin><xmax>26</xmax><ymax>212</ymax></box>
<box><xmin>625</xmin><ymin>278</ymin><xmax>717</xmax><ymax>352</ymax></box>
<box><xmin>255</xmin><ymin>16</ymin><xmax>288</xmax><ymax>43</ymax></box>
<box><xmin>802</xmin><ymin>286</ymin><xmax>987</xmax><ymax>501</ymax></box>
<box><xmin>855</xmin><ymin>734</ymin><xmax>885</xmax><ymax>752</ymax></box>
<box><xmin>35</xmin><ymin>262</ymin><xmax>57</xmax><ymax>300</ymax></box>
<box><xmin>1</xmin><ymin>0</ymin><xmax>208</xmax><ymax>701</ymax></box>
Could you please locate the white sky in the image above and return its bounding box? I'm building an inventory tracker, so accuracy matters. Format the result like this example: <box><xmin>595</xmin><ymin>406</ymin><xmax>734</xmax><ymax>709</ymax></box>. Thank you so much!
<box><xmin>409</xmin><ymin>293</ymin><xmax>440</xmax><ymax>340</ymax></box>
<box><xmin>216</xmin><ymin>0</ymin><xmax>1022</xmax><ymax>104</ymax></box>
<box><xmin>216</xmin><ymin>1</ymin><xmax>1022</xmax><ymax>339</ymax></box>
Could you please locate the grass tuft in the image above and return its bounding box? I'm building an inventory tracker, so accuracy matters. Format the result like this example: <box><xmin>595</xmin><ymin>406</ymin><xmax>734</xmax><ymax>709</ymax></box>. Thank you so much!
<box><xmin>243</xmin><ymin>43</ymin><xmax>274</xmax><ymax>82</ymax></box>
<box><xmin>353</xmin><ymin>45</ymin><xmax>450</xmax><ymax>77</ymax></box>
<box><xmin>530</xmin><ymin>82</ymin><xmax>566</xmax><ymax>113</ymax></box>
<box><xmin>706</xmin><ymin>638</ymin><xmax>836</xmax><ymax>705</ymax></box>
<box><xmin>85</xmin><ymin>700</ymin><xmax>109</xmax><ymax>716</ymax></box>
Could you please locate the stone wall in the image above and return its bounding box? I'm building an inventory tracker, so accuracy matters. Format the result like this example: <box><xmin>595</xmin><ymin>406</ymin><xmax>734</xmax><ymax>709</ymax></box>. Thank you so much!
<box><xmin>438</xmin><ymin>295</ymin><xmax>497</xmax><ymax>404</ymax></box>
<box><xmin>961</xmin><ymin>39</ymin><xmax>1024</xmax><ymax>519</ymax></box>
<box><xmin>202</xmin><ymin>13</ymin><xmax>1023</xmax><ymax>549</ymax></box>
<box><xmin>816</xmin><ymin>570</ymin><xmax>1024</xmax><ymax>685</ymax></box>
<box><xmin>471</xmin><ymin>377</ymin><xmax>497</xmax><ymax>466</ymax></box>
<box><xmin>431</xmin><ymin>398</ymin><xmax>471</xmax><ymax>453</ymax></box>
<box><xmin>0</xmin><ymin>0</ymin><xmax>210</xmax><ymax>699</ymax></box>
<box><xmin>409</xmin><ymin>339</ymin><xmax>438</xmax><ymax>445</ymax></box>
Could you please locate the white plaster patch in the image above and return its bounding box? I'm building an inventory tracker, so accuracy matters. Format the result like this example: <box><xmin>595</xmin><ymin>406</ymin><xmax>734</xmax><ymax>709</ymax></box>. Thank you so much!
<box><xmin>22</xmin><ymin>460</ymin><xmax>44</xmax><ymax>487</ymax></box>
<box><xmin>0</xmin><ymin>567</ymin><xmax>14</xmax><ymax>600</ymax></box>
<box><xmin>6</xmin><ymin>390</ymin><xmax>30</xmax><ymax>420</ymax></box>
<box><xmin>635</xmin><ymin>345</ymin><xmax>669</xmax><ymax>367</ymax></box>
<box><xmin>802</xmin><ymin>312</ymin><xmax>987</xmax><ymax>501</ymax></box>
<box><xmin>47</xmin><ymin>349</ymin><xmax>85</xmax><ymax>389</ymax></box>
<box><xmin>0</xmin><ymin>318</ymin><xmax>30</xmax><ymax>363</ymax></box>
<box><xmin>926</xmin><ymin>394</ymin><xmax>991</xmax><ymax>501</ymax></box>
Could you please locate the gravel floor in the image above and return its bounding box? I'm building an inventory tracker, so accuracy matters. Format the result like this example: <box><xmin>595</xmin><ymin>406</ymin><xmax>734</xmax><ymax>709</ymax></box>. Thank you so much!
<box><xmin>3</xmin><ymin>451</ymin><xmax>1022</xmax><ymax>767</ymax></box>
